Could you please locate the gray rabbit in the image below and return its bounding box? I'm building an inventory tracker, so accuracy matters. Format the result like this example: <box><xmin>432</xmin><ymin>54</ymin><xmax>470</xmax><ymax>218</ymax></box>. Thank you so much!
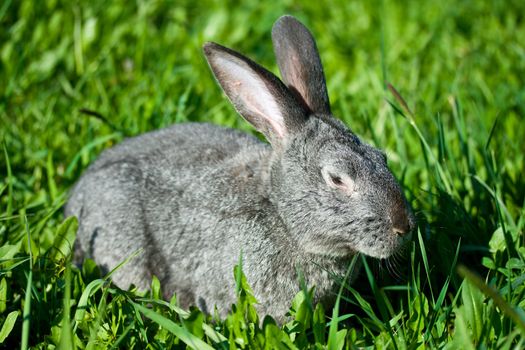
<box><xmin>65</xmin><ymin>15</ymin><xmax>415</xmax><ymax>321</ymax></box>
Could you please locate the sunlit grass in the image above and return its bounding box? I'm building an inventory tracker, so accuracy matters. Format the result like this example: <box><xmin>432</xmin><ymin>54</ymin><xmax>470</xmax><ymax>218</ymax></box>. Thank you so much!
<box><xmin>1</xmin><ymin>0</ymin><xmax>524</xmax><ymax>348</ymax></box>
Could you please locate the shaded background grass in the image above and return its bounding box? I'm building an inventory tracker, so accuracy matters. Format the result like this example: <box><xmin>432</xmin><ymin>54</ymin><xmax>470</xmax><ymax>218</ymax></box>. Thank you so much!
<box><xmin>1</xmin><ymin>0</ymin><xmax>524</xmax><ymax>348</ymax></box>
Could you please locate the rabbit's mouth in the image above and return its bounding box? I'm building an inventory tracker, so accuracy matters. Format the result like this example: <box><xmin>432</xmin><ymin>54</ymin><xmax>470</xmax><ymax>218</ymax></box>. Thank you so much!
<box><xmin>352</xmin><ymin>230</ymin><xmax>412</xmax><ymax>259</ymax></box>
<box><xmin>303</xmin><ymin>238</ymin><xmax>360</xmax><ymax>258</ymax></box>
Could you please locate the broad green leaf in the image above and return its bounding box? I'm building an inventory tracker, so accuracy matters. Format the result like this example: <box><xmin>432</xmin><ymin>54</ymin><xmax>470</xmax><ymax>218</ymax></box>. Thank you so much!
<box><xmin>291</xmin><ymin>288</ymin><xmax>314</xmax><ymax>328</ymax></box>
<box><xmin>313</xmin><ymin>302</ymin><xmax>326</xmax><ymax>345</ymax></box>
<box><xmin>0</xmin><ymin>311</ymin><xmax>18</xmax><ymax>343</ymax></box>
<box><xmin>489</xmin><ymin>227</ymin><xmax>505</xmax><ymax>253</ymax></box>
<box><xmin>0</xmin><ymin>278</ymin><xmax>6</xmax><ymax>313</ymax></box>
<box><xmin>264</xmin><ymin>323</ymin><xmax>298</xmax><ymax>350</ymax></box>
<box><xmin>183</xmin><ymin>307</ymin><xmax>204</xmax><ymax>339</ymax></box>
<box><xmin>202</xmin><ymin>323</ymin><xmax>227</xmax><ymax>343</ymax></box>
<box><xmin>0</xmin><ymin>243</ymin><xmax>21</xmax><ymax>263</ymax></box>
<box><xmin>335</xmin><ymin>329</ymin><xmax>347</xmax><ymax>350</ymax></box>
<box><xmin>49</xmin><ymin>216</ymin><xmax>78</xmax><ymax>261</ymax></box>
<box><xmin>451</xmin><ymin>309</ymin><xmax>476</xmax><ymax>350</ymax></box>
<box><xmin>82</xmin><ymin>258</ymin><xmax>101</xmax><ymax>283</ymax></box>
<box><xmin>151</xmin><ymin>275</ymin><xmax>161</xmax><ymax>300</ymax></box>
<box><xmin>408</xmin><ymin>293</ymin><xmax>429</xmax><ymax>335</ymax></box>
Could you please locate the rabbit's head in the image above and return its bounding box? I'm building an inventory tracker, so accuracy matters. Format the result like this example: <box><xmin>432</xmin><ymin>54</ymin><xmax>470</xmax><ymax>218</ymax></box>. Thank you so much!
<box><xmin>204</xmin><ymin>15</ymin><xmax>415</xmax><ymax>259</ymax></box>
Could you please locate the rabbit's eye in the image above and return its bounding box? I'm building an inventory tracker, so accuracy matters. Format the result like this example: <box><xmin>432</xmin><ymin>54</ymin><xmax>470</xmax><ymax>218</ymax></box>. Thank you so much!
<box><xmin>330</xmin><ymin>175</ymin><xmax>344</xmax><ymax>186</ymax></box>
<box><xmin>322</xmin><ymin>168</ymin><xmax>354</xmax><ymax>193</ymax></box>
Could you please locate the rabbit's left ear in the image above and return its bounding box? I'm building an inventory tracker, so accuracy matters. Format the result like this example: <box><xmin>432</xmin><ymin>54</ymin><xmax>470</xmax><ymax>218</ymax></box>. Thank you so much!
<box><xmin>272</xmin><ymin>15</ymin><xmax>331</xmax><ymax>115</ymax></box>
<box><xmin>203</xmin><ymin>42</ymin><xmax>308</xmax><ymax>146</ymax></box>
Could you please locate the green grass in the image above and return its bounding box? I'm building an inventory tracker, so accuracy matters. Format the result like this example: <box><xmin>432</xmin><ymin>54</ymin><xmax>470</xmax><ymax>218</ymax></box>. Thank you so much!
<box><xmin>1</xmin><ymin>0</ymin><xmax>525</xmax><ymax>348</ymax></box>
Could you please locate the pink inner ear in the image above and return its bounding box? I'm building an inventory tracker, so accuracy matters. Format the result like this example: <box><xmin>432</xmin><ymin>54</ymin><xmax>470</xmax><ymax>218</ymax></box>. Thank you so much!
<box><xmin>282</xmin><ymin>50</ymin><xmax>311</xmax><ymax>111</ymax></box>
<box><xmin>242</xmin><ymin>92</ymin><xmax>286</xmax><ymax>138</ymax></box>
<box><xmin>287</xmin><ymin>53</ymin><xmax>303</xmax><ymax>90</ymax></box>
<box><xmin>216</xmin><ymin>56</ymin><xmax>287</xmax><ymax>138</ymax></box>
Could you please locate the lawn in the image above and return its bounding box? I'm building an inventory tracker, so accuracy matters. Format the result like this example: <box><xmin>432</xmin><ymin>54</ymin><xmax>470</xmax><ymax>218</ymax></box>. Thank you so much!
<box><xmin>1</xmin><ymin>0</ymin><xmax>524</xmax><ymax>348</ymax></box>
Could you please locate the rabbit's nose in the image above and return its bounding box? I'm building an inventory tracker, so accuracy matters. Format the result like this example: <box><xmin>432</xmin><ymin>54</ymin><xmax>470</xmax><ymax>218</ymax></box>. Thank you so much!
<box><xmin>390</xmin><ymin>206</ymin><xmax>414</xmax><ymax>237</ymax></box>
<box><xmin>393</xmin><ymin>224</ymin><xmax>410</xmax><ymax>236</ymax></box>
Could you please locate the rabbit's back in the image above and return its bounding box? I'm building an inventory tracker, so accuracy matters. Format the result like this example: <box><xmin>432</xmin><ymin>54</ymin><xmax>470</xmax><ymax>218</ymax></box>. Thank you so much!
<box><xmin>66</xmin><ymin>123</ymin><xmax>264</xmax><ymax>224</ymax></box>
<box><xmin>66</xmin><ymin>123</ymin><xmax>275</xmax><ymax>306</ymax></box>
<box><xmin>87</xmin><ymin>123</ymin><xmax>262</xmax><ymax>171</ymax></box>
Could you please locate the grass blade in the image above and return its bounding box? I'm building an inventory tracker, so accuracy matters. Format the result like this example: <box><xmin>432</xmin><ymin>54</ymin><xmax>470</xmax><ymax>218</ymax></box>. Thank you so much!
<box><xmin>417</xmin><ymin>228</ymin><xmax>435</xmax><ymax>304</ymax></box>
<box><xmin>58</xmin><ymin>260</ymin><xmax>74</xmax><ymax>349</ymax></box>
<box><xmin>132</xmin><ymin>302</ymin><xmax>214</xmax><ymax>350</ymax></box>
<box><xmin>424</xmin><ymin>238</ymin><xmax>461</xmax><ymax>342</ymax></box>
<box><xmin>64</xmin><ymin>133</ymin><xmax>121</xmax><ymax>177</ymax></box>
<box><xmin>3</xmin><ymin>143</ymin><xmax>13</xmax><ymax>217</ymax></box>
<box><xmin>73</xmin><ymin>279</ymin><xmax>106</xmax><ymax>327</ymax></box>
<box><xmin>328</xmin><ymin>254</ymin><xmax>359</xmax><ymax>350</ymax></box>
<box><xmin>386</xmin><ymin>84</ymin><xmax>454</xmax><ymax>194</ymax></box>
<box><xmin>21</xmin><ymin>217</ymin><xmax>33</xmax><ymax>350</ymax></box>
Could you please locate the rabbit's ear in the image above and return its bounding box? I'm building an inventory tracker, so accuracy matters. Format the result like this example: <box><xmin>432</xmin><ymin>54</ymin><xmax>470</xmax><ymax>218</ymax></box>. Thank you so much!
<box><xmin>272</xmin><ymin>15</ymin><xmax>331</xmax><ymax>115</ymax></box>
<box><xmin>203</xmin><ymin>42</ymin><xmax>308</xmax><ymax>145</ymax></box>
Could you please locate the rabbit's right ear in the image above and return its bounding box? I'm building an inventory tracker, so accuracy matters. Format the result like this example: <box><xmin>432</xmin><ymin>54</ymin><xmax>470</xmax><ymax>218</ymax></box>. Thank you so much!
<box><xmin>272</xmin><ymin>16</ymin><xmax>331</xmax><ymax>115</ymax></box>
<box><xmin>203</xmin><ymin>42</ymin><xmax>308</xmax><ymax>146</ymax></box>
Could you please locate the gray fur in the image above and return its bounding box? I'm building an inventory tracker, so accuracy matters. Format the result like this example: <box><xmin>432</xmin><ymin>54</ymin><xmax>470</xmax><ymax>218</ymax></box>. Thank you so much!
<box><xmin>65</xmin><ymin>15</ymin><xmax>415</xmax><ymax>322</ymax></box>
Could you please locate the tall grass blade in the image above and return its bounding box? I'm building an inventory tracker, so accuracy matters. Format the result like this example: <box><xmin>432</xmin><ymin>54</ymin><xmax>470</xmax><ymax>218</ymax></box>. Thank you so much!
<box><xmin>73</xmin><ymin>279</ymin><xmax>106</xmax><ymax>328</ymax></box>
<box><xmin>328</xmin><ymin>254</ymin><xmax>358</xmax><ymax>350</ymax></box>
<box><xmin>132</xmin><ymin>302</ymin><xmax>214</xmax><ymax>350</ymax></box>
<box><xmin>2</xmin><ymin>144</ymin><xmax>13</xmax><ymax>217</ymax></box>
<box><xmin>64</xmin><ymin>133</ymin><xmax>121</xmax><ymax>177</ymax></box>
<box><xmin>85</xmin><ymin>288</ymin><xmax>109</xmax><ymax>350</ymax></box>
<box><xmin>417</xmin><ymin>228</ymin><xmax>435</xmax><ymax>303</ymax></box>
<box><xmin>361</xmin><ymin>255</ymin><xmax>399</xmax><ymax>350</ymax></box>
<box><xmin>387</xmin><ymin>84</ymin><xmax>454</xmax><ymax>194</ymax></box>
<box><xmin>424</xmin><ymin>238</ymin><xmax>461</xmax><ymax>341</ymax></box>
<box><xmin>21</xmin><ymin>217</ymin><xmax>33</xmax><ymax>350</ymax></box>
<box><xmin>58</xmin><ymin>260</ymin><xmax>74</xmax><ymax>349</ymax></box>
